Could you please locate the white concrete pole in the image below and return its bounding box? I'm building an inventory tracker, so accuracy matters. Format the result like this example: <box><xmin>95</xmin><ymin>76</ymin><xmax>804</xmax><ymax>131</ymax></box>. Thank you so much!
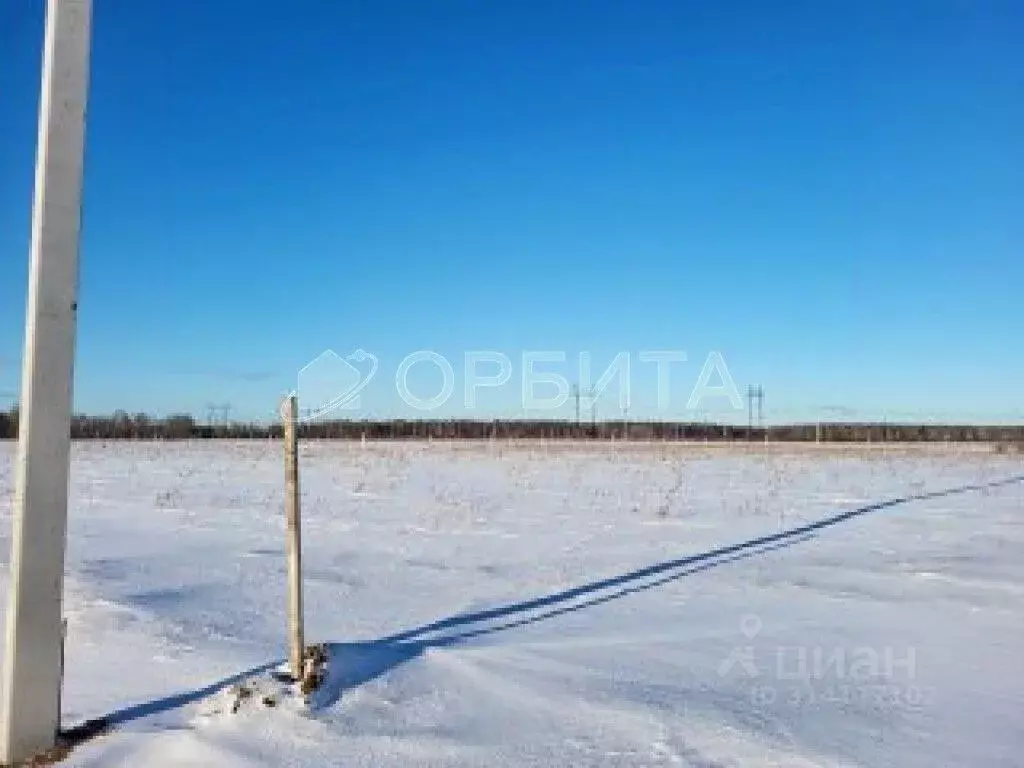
<box><xmin>282</xmin><ymin>396</ymin><xmax>305</xmax><ymax>680</ymax></box>
<box><xmin>1</xmin><ymin>1</ymin><xmax>92</xmax><ymax>763</ymax></box>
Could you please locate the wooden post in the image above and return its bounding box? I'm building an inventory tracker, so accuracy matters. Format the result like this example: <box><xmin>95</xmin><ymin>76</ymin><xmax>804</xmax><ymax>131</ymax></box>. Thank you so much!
<box><xmin>282</xmin><ymin>396</ymin><xmax>304</xmax><ymax>680</ymax></box>
<box><xmin>1</xmin><ymin>1</ymin><xmax>92</xmax><ymax>763</ymax></box>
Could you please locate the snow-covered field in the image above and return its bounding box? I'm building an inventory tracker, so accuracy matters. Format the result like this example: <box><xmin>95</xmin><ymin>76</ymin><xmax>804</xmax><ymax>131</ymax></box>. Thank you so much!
<box><xmin>1</xmin><ymin>440</ymin><xmax>1022</xmax><ymax>767</ymax></box>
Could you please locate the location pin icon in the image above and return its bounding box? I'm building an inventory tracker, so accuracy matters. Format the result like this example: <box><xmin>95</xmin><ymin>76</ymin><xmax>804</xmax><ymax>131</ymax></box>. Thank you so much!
<box><xmin>740</xmin><ymin>614</ymin><xmax>762</xmax><ymax>639</ymax></box>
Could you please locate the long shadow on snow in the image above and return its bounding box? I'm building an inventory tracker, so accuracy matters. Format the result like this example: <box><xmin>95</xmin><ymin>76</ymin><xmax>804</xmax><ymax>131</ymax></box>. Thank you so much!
<box><xmin>305</xmin><ymin>534</ymin><xmax>808</xmax><ymax>711</ymax></box>
<box><xmin>77</xmin><ymin>473</ymin><xmax>1024</xmax><ymax>734</ymax></box>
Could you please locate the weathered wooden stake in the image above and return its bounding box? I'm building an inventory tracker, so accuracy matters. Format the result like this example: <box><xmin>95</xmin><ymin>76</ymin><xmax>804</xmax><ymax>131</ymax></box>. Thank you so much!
<box><xmin>282</xmin><ymin>396</ymin><xmax>305</xmax><ymax>680</ymax></box>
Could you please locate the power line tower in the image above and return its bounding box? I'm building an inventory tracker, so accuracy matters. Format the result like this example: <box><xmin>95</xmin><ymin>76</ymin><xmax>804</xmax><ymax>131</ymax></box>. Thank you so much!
<box><xmin>205</xmin><ymin>402</ymin><xmax>231</xmax><ymax>428</ymax></box>
<box><xmin>747</xmin><ymin>385</ymin><xmax>764</xmax><ymax>440</ymax></box>
<box><xmin>572</xmin><ymin>384</ymin><xmax>597</xmax><ymax>436</ymax></box>
<box><xmin>757</xmin><ymin>387</ymin><xmax>764</xmax><ymax>432</ymax></box>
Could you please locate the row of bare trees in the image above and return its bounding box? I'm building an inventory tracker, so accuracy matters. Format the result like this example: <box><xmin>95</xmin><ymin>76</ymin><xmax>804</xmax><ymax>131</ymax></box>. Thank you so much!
<box><xmin>0</xmin><ymin>408</ymin><xmax>196</xmax><ymax>440</ymax></box>
<box><xmin>1</xmin><ymin>406</ymin><xmax>1022</xmax><ymax>442</ymax></box>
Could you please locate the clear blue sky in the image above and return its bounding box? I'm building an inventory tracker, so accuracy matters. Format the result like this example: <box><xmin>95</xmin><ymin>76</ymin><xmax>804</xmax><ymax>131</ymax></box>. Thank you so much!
<box><xmin>1</xmin><ymin>0</ymin><xmax>1021</xmax><ymax>423</ymax></box>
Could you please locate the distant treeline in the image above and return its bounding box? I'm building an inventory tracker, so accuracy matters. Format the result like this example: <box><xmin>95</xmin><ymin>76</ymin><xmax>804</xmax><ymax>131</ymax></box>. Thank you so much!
<box><xmin>0</xmin><ymin>407</ymin><xmax>1023</xmax><ymax>443</ymax></box>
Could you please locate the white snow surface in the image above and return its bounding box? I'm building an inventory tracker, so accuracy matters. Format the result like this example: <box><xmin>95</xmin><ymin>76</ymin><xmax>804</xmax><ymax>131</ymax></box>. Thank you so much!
<box><xmin>0</xmin><ymin>440</ymin><xmax>1022</xmax><ymax>767</ymax></box>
